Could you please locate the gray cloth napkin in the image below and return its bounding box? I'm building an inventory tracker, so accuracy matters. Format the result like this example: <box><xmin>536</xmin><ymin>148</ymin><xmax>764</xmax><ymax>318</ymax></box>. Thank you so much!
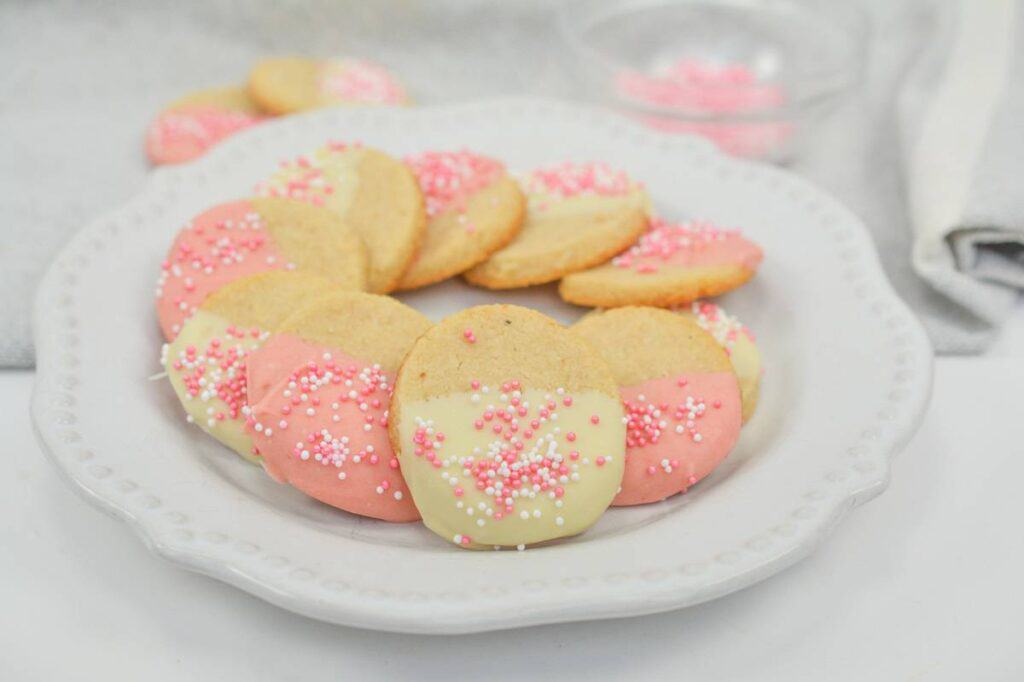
<box><xmin>1</xmin><ymin>0</ymin><xmax>1019</xmax><ymax>366</ymax></box>
<box><xmin>897</xmin><ymin>0</ymin><xmax>1024</xmax><ymax>352</ymax></box>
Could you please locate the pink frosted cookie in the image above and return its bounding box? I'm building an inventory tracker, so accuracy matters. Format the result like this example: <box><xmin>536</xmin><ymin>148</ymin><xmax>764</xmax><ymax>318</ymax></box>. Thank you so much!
<box><xmin>249</xmin><ymin>56</ymin><xmax>408</xmax><ymax>115</ymax></box>
<box><xmin>572</xmin><ymin>307</ymin><xmax>742</xmax><ymax>506</ymax></box>
<box><xmin>245</xmin><ymin>293</ymin><xmax>432</xmax><ymax>521</ymax></box>
<box><xmin>559</xmin><ymin>217</ymin><xmax>763</xmax><ymax>308</ymax></box>
<box><xmin>155</xmin><ymin>197</ymin><xmax>367</xmax><ymax>340</ymax></box>
<box><xmin>396</xmin><ymin>150</ymin><xmax>525</xmax><ymax>290</ymax></box>
<box><xmin>145</xmin><ymin>86</ymin><xmax>267</xmax><ymax>165</ymax></box>
<box><xmin>678</xmin><ymin>301</ymin><xmax>761</xmax><ymax>422</ymax></box>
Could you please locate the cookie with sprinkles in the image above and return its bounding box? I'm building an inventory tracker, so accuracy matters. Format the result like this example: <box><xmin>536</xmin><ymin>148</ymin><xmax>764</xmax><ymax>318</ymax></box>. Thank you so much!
<box><xmin>155</xmin><ymin>197</ymin><xmax>368</xmax><ymax>340</ymax></box>
<box><xmin>572</xmin><ymin>307</ymin><xmax>742</xmax><ymax>506</ymax></box>
<box><xmin>248</xmin><ymin>56</ymin><xmax>408</xmax><ymax>115</ymax></box>
<box><xmin>244</xmin><ymin>292</ymin><xmax>432</xmax><ymax>521</ymax></box>
<box><xmin>145</xmin><ymin>85</ymin><xmax>268</xmax><ymax>165</ymax></box>
<box><xmin>678</xmin><ymin>301</ymin><xmax>761</xmax><ymax>422</ymax></box>
<box><xmin>463</xmin><ymin>161</ymin><xmax>650</xmax><ymax>289</ymax></box>
<box><xmin>256</xmin><ymin>142</ymin><xmax>425</xmax><ymax>294</ymax></box>
<box><xmin>390</xmin><ymin>305</ymin><xmax>626</xmax><ymax>549</ymax></box>
<box><xmin>395</xmin><ymin>150</ymin><xmax>525</xmax><ymax>290</ymax></box>
<box><xmin>559</xmin><ymin>217</ymin><xmax>763</xmax><ymax>308</ymax></box>
<box><xmin>163</xmin><ymin>271</ymin><xmax>339</xmax><ymax>462</ymax></box>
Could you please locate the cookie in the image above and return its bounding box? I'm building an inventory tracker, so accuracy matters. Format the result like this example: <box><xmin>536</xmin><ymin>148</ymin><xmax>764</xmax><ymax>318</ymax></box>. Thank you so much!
<box><xmin>155</xmin><ymin>197</ymin><xmax>368</xmax><ymax>340</ymax></box>
<box><xmin>244</xmin><ymin>292</ymin><xmax>432</xmax><ymax>521</ymax></box>
<box><xmin>679</xmin><ymin>301</ymin><xmax>761</xmax><ymax>422</ymax></box>
<box><xmin>395</xmin><ymin>151</ymin><xmax>525</xmax><ymax>290</ymax></box>
<box><xmin>463</xmin><ymin>161</ymin><xmax>649</xmax><ymax>289</ymax></box>
<box><xmin>256</xmin><ymin>142</ymin><xmax>425</xmax><ymax>293</ymax></box>
<box><xmin>390</xmin><ymin>305</ymin><xmax>626</xmax><ymax>549</ymax></box>
<box><xmin>163</xmin><ymin>271</ymin><xmax>338</xmax><ymax>462</ymax></box>
<box><xmin>559</xmin><ymin>217</ymin><xmax>763</xmax><ymax>308</ymax></box>
<box><xmin>145</xmin><ymin>86</ymin><xmax>267</xmax><ymax>165</ymax></box>
<box><xmin>248</xmin><ymin>56</ymin><xmax>408</xmax><ymax>115</ymax></box>
<box><xmin>571</xmin><ymin>307</ymin><xmax>742</xmax><ymax>506</ymax></box>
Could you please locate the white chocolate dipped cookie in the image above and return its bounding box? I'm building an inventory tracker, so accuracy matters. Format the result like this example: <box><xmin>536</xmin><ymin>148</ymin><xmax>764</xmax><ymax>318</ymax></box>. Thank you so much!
<box><xmin>396</xmin><ymin>150</ymin><xmax>525</xmax><ymax>290</ymax></box>
<box><xmin>464</xmin><ymin>161</ymin><xmax>649</xmax><ymax>288</ymax></box>
<box><xmin>163</xmin><ymin>271</ymin><xmax>338</xmax><ymax>462</ymax></box>
<box><xmin>389</xmin><ymin>305</ymin><xmax>626</xmax><ymax>549</ymax></box>
<box><xmin>678</xmin><ymin>301</ymin><xmax>761</xmax><ymax>422</ymax></box>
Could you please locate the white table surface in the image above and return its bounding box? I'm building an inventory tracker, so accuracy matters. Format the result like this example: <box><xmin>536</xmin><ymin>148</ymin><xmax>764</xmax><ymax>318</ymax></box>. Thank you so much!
<box><xmin>4</xmin><ymin>306</ymin><xmax>1023</xmax><ymax>681</ymax></box>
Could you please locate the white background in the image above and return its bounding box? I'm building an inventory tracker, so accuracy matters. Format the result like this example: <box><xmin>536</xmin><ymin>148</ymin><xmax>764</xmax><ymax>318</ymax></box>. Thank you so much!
<box><xmin>4</xmin><ymin>309</ymin><xmax>1023</xmax><ymax>680</ymax></box>
<box><xmin>5</xmin><ymin>1</ymin><xmax>1023</xmax><ymax>678</ymax></box>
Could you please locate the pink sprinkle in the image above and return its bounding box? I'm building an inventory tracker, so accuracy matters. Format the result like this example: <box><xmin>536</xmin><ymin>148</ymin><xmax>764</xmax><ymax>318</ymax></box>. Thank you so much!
<box><xmin>590</xmin><ymin>415</ymin><xmax>600</xmax><ymax>425</ymax></box>
<box><xmin>566</xmin><ymin>432</ymin><xmax>576</xmax><ymax>442</ymax></box>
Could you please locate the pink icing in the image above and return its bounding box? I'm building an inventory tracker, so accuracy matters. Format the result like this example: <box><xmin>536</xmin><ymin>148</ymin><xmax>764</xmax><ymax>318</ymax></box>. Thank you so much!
<box><xmin>245</xmin><ymin>334</ymin><xmax>419</xmax><ymax>522</ymax></box>
<box><xmin>155</xmin><ymin>200</ymin><xmax>288</xmax><ymax>340</ymax></box>
<box><xmin>145</xmin><ymin>106</ymin><xmax>264</xmax><ymax>165</ymax></box>
<box><xmin>614</xmin><ymin>372</ymin><xmax>741</xmax><ymax>506</ymax></box>
<box><xmin>524</xmin><ymin>161</ymin><xmax>636</xmax><ymax>199</ymax></box>
<box><xmin>319</xmin><ymin>59</ymin><xmax>407</xmax><ymax>105</ymax></box>
<box><xmin>611</xmin><ymin>217</ymin><xmax>763</xmax><ymax>275</ymax></box>
<box><xmin>404</xmin><ymin>150</ymin><xmax>504</xmax><ymax>218</ymax></box>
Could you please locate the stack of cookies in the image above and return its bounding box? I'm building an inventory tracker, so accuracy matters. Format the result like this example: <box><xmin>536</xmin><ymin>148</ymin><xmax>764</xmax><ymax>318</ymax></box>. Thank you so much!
<box><xmin>156</xmin><ymin>120</ymin><xmax>764</xmax><ymax>551</ymax></box>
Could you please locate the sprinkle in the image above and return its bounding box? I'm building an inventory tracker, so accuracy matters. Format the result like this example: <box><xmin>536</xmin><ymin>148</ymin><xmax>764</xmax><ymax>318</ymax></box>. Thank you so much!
<box><xmin>318</xmin><ymin>58</ymin><xmax>407</xmax><ymax>105</ymax></box>
<box><xmin>612</xmin><ymin>218</ymin><xmax>745</xmax><ymax>273</ymax></box>
<box><xmin>404</xmin><ymin>150</ymin><xmax>504</xmax><ymax>218</ymax></box>
<box><xmin>524</xmin><ymin>161</ymin><xmax>634</xmax><ymax>199</ymax></box>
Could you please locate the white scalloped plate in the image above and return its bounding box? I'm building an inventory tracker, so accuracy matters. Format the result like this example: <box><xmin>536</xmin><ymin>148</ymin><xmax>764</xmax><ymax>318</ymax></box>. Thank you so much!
<box><xmin>31</xmin><ymin>98</ymin><xmax>932</xmax><ymax>634</ymax></box>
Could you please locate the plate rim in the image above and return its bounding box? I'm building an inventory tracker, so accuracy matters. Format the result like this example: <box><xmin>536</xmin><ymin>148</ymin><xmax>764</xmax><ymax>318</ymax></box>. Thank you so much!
<box><xmin>30</xmin><ymin>96</ymin><xmax>934</xmax><ymax>633</ymax></box>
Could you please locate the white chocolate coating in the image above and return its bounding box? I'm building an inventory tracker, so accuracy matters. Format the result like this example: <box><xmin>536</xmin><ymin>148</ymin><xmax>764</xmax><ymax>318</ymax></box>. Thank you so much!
<box><xmin>396</xmin><ymin>387</ymin><xmax>625</xmax><ymax>549</ymax></box>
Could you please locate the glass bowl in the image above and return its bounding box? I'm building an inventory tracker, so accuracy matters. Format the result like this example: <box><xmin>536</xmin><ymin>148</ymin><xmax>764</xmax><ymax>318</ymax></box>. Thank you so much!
<box><xmin>559</xmin><ymin>0</ymin><xmax>868</xmax><ymax>162</ymax></box>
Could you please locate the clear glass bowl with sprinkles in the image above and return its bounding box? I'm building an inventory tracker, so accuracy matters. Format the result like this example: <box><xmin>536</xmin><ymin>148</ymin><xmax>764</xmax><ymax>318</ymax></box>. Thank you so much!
<box><xmin>559</xmin><ymin>0</ymin><xmax>867</xmax><ymax>162</ymax></box>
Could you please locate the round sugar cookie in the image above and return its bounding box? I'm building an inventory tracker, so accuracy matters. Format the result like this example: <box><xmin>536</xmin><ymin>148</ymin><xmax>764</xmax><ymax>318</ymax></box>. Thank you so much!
<box><xmin>256</xmin><ymin>142</ymin><xmax>425</xmax><ymax>293</ymax></box>
<box><xmin>244</xmin><ymin>292</ymin><xmax>432</xmax><ymax>521</ymax></box>
<box><xmin>145</xmin><ymin>86</ymin><xmax>267</xmax><ymax>165</ymax></box>
<box><xmin>249</xmin><ymin>56</ymin><xmax>408</xmax><ymax>115</ymax></box>
<box><xmin>679</xmin><ymin>301</ymin><xmax>761</xmax><ymax>422</ymax></box>
<box><xmin>559</xmin><ymin>217</ymin><xmax>763</xmax><ymax>308</ymax></box>
<box><xmin>571</xmin><ymin>307</ymin><xmax>742</xmax><ymax>506</ymax></box>
<box><xmin>395</xmin><ymin>150</ymin><xmax>525</xmax><ymax>290</ymax></box>
<box><xmin>463</xmin><ymin>161</ymin><xmax>649</xmax><ymax>289</ymax></box>
<box><xmin>155</xmin><ymin>197</ymin><xmax>368</xmax><ymax>340</ymax></box>
<box><xmin>390</xmin><ymin>305</ymin><xmax>626</xmax><ymax>549</ymax></box>
<box><xmin>163</xmin><ymin>271</ymin><xmax>338</xmax><ymax>462</ymax></box>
